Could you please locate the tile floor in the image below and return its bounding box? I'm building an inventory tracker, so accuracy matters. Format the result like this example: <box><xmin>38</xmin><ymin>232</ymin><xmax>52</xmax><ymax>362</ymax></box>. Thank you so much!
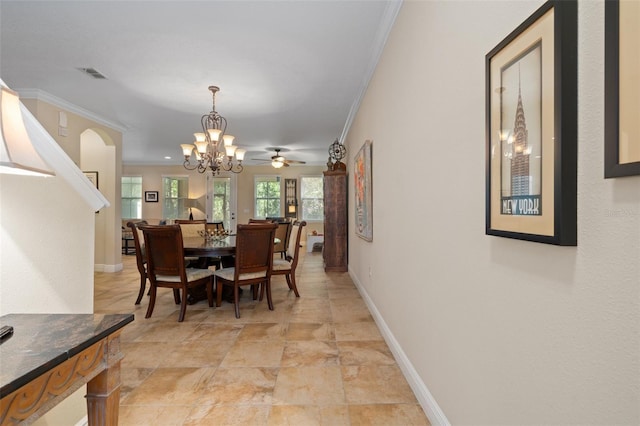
<box><xmin>94</xmin><ymin>250</ymin><xmax>429</xmax><ymax>425</ymax></box>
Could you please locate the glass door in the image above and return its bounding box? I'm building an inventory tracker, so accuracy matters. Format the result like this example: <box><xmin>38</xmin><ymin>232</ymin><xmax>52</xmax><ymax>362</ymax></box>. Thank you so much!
<box><xmin>206</xmin><ymin>173</ymin><xmax>238</xmax><ymax>232</ymax></box>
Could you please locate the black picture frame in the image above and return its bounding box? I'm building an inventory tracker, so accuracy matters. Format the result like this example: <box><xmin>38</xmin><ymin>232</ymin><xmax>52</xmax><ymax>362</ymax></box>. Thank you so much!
<box><xmin>604</xmin><ymin>0</ymin><xmax>640</xmax><ymax>178</ymax></box>
<box><xmin>145</xmin><ymin>191</ymin><xmax>158</xmax><ymax>203</ymax></box>
<box><xmin>485</xmin><ymin>0</ymin><xmax>577</xmax><ymax>246</ymax></box>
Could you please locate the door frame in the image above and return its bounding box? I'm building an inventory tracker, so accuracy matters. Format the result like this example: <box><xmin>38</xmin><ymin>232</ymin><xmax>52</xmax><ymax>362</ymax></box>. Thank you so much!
<box><xmin>206</xmin><ymin>172</ymin><xmax>238</xmax><ymax>233</ymax></box>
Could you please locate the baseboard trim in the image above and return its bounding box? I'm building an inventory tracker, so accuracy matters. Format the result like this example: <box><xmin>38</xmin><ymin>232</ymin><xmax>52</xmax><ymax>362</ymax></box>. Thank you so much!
<box><xmin>94</xmin><ymin>263</ymin><xmax>123</xmax><ymax>273</ymax></box>
<box><xmin>348</xmin><ymin>267</ymin><xmax>450</xmax><ymax>426</ymax></box>
<box><xmin>74</xmin><ymin>416</ymin><xmax>88</xmax><ymax>426</ymax></box>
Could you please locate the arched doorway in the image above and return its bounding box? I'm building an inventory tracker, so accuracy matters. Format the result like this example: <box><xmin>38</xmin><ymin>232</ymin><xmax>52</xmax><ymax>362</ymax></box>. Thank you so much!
<box><xmin>80</xmin><ymin>129</ymin><xmax>121</xmax><ymax>272</ymax></box>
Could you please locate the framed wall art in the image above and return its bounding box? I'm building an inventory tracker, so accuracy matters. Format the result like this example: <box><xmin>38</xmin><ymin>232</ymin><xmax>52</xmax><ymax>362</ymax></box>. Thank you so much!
<box><xmin>605</xmin><ymin>0</ymin><xmax>640</xmax><ymax>178</ymax></box>
<box><xmin>145</xmin><ymin>191</ymin><xmax>158</xmax><ymax>203</ymax></box>
<box><xmin>485</xmin><ymin>0</ymin><xmax>577</xmax><ymax>245</ymax></box>
<box><xmin>354</xmin><ymin>139</ymin><xmax>372</xmax><ymax>241</ymax></box>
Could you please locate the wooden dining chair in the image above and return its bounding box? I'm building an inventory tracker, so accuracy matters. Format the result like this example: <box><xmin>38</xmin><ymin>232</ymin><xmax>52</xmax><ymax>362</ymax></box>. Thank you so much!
<box><xmin>273</xmin><ymin>221</ymin><xmax>291</xmax><ymax>259</ymax></box>
<box><xmin>127</xmin><ymin>220</ymin><xmax>149</xmax><ymax>305</ymax></box>
<box><xmin>214</xmin><ymin>223</ymin><xmax>277</xmax><ymax>318</ymax></box>
<box><xmin>174</xmin><ymin>219</ymin><xmax>206</xmax><ymax>237</ymax></box>
<box><xmin>248</xmin><ymin>218</ymin><xmax>273</xmax><ymax>224</ymax></box>
<box><xmin>268</xmin><ymin>220</ymin><xmax>306</xmax><ymax>298</ymax></box>
<box><xmin>139</xmin><ymin>224</ymin><xmax>215</xmax><ymax>322</ymax></box>
<box><xmin>173</xmin><ymin>220</ymin><xmax>207</xmax><ymax>267</ymax></box>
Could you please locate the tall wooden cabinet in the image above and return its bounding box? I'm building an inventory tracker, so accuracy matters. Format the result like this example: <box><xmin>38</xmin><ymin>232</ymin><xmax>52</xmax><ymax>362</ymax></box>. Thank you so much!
<box><xmin>323</xmin><ymin>169</ymin><xmax>347</xmax><ymax>272</ymax></box>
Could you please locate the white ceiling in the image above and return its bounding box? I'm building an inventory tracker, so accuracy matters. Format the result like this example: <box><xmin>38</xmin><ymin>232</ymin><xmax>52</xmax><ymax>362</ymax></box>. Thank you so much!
<box><xmin>0</xmin><ymin>0</ymin><xmax>400</xmax><ymax>166</ymax></box>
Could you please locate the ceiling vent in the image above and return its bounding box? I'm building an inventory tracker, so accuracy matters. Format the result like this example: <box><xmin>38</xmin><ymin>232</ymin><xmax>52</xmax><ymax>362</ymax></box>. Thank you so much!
<box><xmin>77</xmin><ymin>67</ymin><xmax>107</xmax><ymax>79</ymax></box>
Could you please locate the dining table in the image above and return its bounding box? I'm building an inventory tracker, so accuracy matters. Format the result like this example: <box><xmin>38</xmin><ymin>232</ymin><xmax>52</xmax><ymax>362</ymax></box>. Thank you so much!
<box><xmin>182</xmin><ymin>235</ymin><xmax>237</xmax><ymax>259</ymax></box>
<box><xmin>182</xmin><ymin>235</ymin><xmax>280</xmax><ymax>259</ymax></box>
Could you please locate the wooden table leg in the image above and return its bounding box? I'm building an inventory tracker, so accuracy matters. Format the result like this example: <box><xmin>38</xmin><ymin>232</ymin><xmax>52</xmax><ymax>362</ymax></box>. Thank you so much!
<box><xmin>85</xmin><ymin>334</ymin><xmax>123</xmax><ymax>426</ymax></box>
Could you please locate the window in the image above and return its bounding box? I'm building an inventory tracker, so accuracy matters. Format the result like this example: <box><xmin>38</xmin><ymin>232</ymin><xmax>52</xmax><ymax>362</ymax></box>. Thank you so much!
<box><xmin>121</xmin><ymin>176</ymin><xmax>142</xmax><ymax>219</ymax></box>
<box><xmin>255</xmin><ymin>175</ymin><xmax>281</xmax><ymax>218</ymax></box>
<box><xmin>300</xmin><ymin>176</ymin><xmax>323</xmax><ymax>221</ymax></box>
<box><xmin>163</xmin><ymin>176</ymin><xmax>189</xmax><ymax>219</ymax></box>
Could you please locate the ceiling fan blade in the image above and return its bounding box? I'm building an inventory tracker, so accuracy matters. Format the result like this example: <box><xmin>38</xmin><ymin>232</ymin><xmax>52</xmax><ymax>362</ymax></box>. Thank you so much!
<box><xmin>284</xmin><ymin>159</ymin><xmax>306</xmax><ymax>164</ymax></box>
<box><xmin>251</xmin><ymin>158</ymin><xmax>272</xmax><ymax>162</ymax></box>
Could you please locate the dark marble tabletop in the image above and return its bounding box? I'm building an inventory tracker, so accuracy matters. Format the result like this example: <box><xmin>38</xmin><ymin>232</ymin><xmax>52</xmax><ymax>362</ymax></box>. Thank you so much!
<box><xmin>0</xmin><ymin>313</ymin><xmax>134</xmax><ymax>396</ymax></box>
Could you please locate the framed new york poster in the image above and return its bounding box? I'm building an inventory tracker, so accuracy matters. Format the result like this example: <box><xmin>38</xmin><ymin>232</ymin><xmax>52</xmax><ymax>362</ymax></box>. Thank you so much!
<box><xmin>485</xmin><ymin>0</ymin><xmax>577</xmax><ymax>245</ymax></box>
<box><xmin>605</xmin><ymin>0</ymin><xmax>640</xmax><ymax>178</ymax></box>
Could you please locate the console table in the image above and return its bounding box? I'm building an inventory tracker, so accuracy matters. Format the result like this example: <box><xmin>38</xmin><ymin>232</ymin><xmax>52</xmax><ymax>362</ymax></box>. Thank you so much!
<box><xmin>0</xmin><ymin>313</ymin><xmax>134</xmax><ymax>425</ymax></box>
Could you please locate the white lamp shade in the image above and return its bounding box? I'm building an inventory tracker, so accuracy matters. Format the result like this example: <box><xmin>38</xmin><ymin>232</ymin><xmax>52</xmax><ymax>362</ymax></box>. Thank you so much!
<box><xmin>181</xmin><ymin>144</ymin><xmax>195</xmax><ymax>156</ymax></box>
<box><xmin>194</xmin><ymin>132</ymin><xmax>206</xmax><ymax>142</ymax></box>
<box><xmin>225</xmin><ymin>145</ymin><xmax>237</xmax><ymax>157</ymax></box>
<box><xmin>195</xmin><ymin>141</ymin><xmax>208</xmax><ymax>154</ymax></box>
<box><xmin>271</xmin><ymin>159</ymin><xmax>284</xmax><ymax>169</ymax></box>
<box><xmin>235</xmin><ymin>148</ymin><xmax>246</xmax><ymax>161</ymax></box>
<box><xmin>0</xmin><ymin>86</ymin><xmax>54</xmax><ymax>176</ymax></box>
<box><xmin>222</xmin><ymin>134</ymin><xmax>235</xmax><ymax>146</ymax></box>
<box><xmin>207</xmin><ymin>128</ymin><xmax>222</xmax><ymax>142</ymax></box>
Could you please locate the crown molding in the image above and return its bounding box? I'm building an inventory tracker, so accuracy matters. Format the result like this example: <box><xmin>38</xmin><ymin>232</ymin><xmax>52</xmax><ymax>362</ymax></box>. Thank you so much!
<box><xmin>339</xmin><ymin>0</ymin><xmax>403</xmax><ymax>143</ymax></box>
<box><xmin>15</xmin><ymin>88</ymin><xmax>128</xmax><ymax>133</ymax></box>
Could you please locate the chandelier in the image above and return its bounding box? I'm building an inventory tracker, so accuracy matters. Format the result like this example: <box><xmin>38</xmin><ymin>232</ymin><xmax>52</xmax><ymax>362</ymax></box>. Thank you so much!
<box><xmin>181</xmin><ymin>86</ymin><xmax>245</xmax><ymax>175</ymax></box>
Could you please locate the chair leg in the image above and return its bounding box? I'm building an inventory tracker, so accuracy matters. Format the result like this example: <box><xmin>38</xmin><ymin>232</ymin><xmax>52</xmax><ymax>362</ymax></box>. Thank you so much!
<box><xmin>145</xmin><ymin>285</ymin><xmax>157</xmax><ymax>318</ymax></box>
<box><xmin>216</xmin><ymin>278</ymin><xmax>223</xmax><ymax>307</ymax></box>
<box><xmin>135</xmin><ymin>275</ymin><xmax>146</xmax><ymax>305</ymax></box>
<box><xmin>234</xmin><ymin>284</ymin><xmax>241</xmax><ymax>318</ymax></box>
<box><xmin>207</xmin><ymin>279</ymin><xmax>214</xmax><ymax>308</ymax></box>
<box><xmin>287</xmin><ymin>273</ymin><xmax>300</xmax><ymax>297</ymax></box>
<box><xmin>173</xmin><ymin>289</ymin><xmax>181</xmax><ymax>304</ymax></box>
<box><xmin>265</xmin><ymin>279</ymin><xmax>274</xmax><ymax>311</ymax></box>
<box><xmin>178</xmin><ymin>287</ymin><xmax>188</xmax><ymax>322</ymax></box>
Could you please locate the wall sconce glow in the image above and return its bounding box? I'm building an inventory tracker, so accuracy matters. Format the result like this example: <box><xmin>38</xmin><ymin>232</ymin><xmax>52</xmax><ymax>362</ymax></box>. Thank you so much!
<box><xmin>0</xmin><ymin>85</ymin><xmax>55</xmax><ymax>176</ymax></box>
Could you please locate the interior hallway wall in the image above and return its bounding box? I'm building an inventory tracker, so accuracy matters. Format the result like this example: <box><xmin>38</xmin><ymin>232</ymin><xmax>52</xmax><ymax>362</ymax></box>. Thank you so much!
<box><xmin>22</xmin><ymin>97</ymin><xmax>123</xmax><ymax>272</ymax></box>
<box><xmin>345</xmin><ymin>1</ymin><xmax>639</xmax><ymax>424</ymax></box>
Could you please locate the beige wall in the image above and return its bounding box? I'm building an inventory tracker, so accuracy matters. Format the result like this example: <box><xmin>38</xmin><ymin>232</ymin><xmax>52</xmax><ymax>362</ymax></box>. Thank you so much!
<box><xmin>345</xmin><ymin>1</ymin><xmax>639</xmax><ymax>424</ymax></box>
<box><xmin>23</xmin><ymin>98</ymin><xmax>123</xmax><ymax>272</ymax></box>
<box><xmin>123</xmin><ymin>164</ymin><xmax>326</xmax><ymax>240</ymax></box>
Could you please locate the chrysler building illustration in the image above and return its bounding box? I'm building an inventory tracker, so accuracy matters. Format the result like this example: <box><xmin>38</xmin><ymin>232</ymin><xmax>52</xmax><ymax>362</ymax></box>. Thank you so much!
<box><xmin>510</xmin><ymin>77</ymin><xmax>531</xmax><ymax>196</ymax></box>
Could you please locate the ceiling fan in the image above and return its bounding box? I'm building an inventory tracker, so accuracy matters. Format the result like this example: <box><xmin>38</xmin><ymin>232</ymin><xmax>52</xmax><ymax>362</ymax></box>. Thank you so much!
<box><xmin>252</xmin><ymin>148</ymin><xmax>306</xmax><ymax>168</ymax></box>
